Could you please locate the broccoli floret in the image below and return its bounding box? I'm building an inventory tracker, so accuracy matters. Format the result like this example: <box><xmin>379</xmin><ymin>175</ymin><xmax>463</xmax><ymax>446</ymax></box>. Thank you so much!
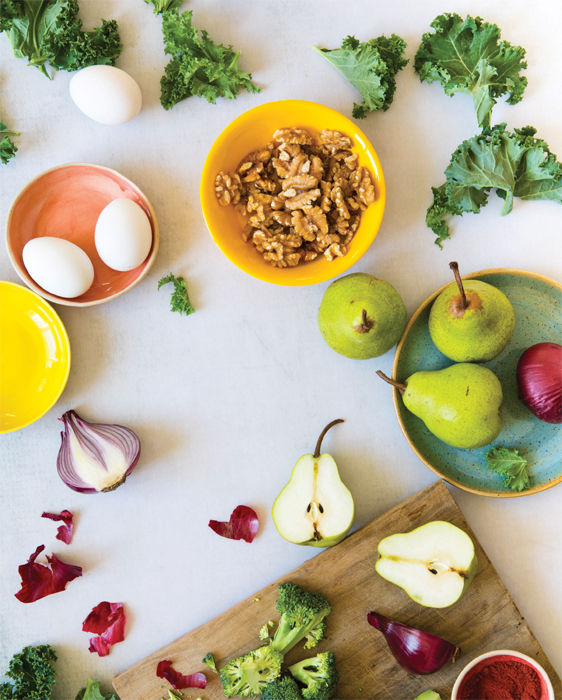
<box><xmin>288</xmin><ymin>652</ymin><xmax>338</xmax><ymax>700</ymax></box>
<box><xmin>219</xmin><ymin>645</ymin><xmax>283</xmax><ymax>698</ymax></box>
<box><xmin>262</xmin><ymin>675</ymin><xmax>303</xmax><ymax>700</ymax></box>
<box><xmin>304</xmin><ymin>619</ymin><xmax>326</xmax><ymax>649</ymax></box>
<box><xmin>270</xmin><ymin>583</ymin><xmax>331</xmax><ymax>656</ymax></box>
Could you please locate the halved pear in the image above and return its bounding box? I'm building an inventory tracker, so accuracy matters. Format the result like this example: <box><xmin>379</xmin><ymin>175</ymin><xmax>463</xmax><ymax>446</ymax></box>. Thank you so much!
<box><xmin>272</xmin><ymin>420</ymin><xmax>354</xmax><ymax>548</ymax></box>
<box><xmin>375</xmin><ymin>521</ymin><xmax>477</xmax><ymax>608</ymax></box>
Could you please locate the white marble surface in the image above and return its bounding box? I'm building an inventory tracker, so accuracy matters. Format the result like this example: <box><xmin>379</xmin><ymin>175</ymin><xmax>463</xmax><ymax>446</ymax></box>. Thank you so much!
<box><xmin>1</xmin><ymin>1</ymin><xmax>561</xmax><ymax>697</ymax></box>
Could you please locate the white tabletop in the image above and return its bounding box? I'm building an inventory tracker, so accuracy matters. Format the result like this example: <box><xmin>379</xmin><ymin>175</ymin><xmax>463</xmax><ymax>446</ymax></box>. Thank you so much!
<box><xmin>1</xmin><ymin>1</ymin><xmax>561</xmax><ymax>697</ymax></box>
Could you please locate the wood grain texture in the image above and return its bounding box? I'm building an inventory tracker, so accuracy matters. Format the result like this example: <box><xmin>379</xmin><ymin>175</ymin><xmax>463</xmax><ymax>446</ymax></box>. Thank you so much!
<box><xmin>113</xmin><ymin>481</ymin><xmax>561</xmax><ymax>699</ymax></box>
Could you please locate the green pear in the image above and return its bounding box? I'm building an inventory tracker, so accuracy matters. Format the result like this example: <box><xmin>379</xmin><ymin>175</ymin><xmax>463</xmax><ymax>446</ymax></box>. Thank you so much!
<box><xmin>377</xmin><ymin>363</ymin><xmax>502</xmax><ymax>449</ymax></box>
<box><xmin>272</xmin><ymin>419</ymin><xmax>354</xmax><ymax>547</ymax></box>
<box><xmin>318</xmin><ymin>273</ymin><xmax>407</xmax><ymax>359</ymax></box>
<box><xmin>375</xmin><ymin>521</ymin><xmax>478</xmax><ymax>608</ymax></box>
<box><xmin>429</xmin><ymin>262</ymin><xmax>515</xmax><ymax>362</ymax></box>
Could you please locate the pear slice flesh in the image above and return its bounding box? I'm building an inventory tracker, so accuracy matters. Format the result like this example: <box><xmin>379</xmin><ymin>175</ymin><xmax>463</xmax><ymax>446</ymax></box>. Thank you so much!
<box><xmin>375</xmin><ymin>521</ymin><xmax>477</xmax><ymax>608</ymax></box>
<box><xmin>272</xmin><ymin>453</ymin><xmax>354</xmax><ymax>547</ymax></box>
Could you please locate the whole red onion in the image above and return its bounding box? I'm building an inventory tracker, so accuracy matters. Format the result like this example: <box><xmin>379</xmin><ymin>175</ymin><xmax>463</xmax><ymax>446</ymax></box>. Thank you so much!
<box><xmin>516</xmin><ymin>343</ymin><xmax>562</xmax><ymax>424</ymax></box>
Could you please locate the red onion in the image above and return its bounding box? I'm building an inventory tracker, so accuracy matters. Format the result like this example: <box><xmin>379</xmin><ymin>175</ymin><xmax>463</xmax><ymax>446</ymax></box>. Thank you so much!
<box><xmin>516</xmin><ymin>343</ymin><xmax>562</xmax><ymax>423</ymax></box>
<box><xmin>57</xmin><ymin>410</ymin><xmax>141</xmax><ymax>493</ymax></box>
<box><xmin>367</xmin><ymin>612</ymin><xmax>460</xmax><ymax>674</ymax></box>
<box><xmin>156</xmin><ymin>660</ymin><xmax>207</xmax><ymax>690</ymax></box>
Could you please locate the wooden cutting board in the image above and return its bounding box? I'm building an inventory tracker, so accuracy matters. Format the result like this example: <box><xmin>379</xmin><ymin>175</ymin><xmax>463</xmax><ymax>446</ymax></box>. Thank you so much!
<box><xmin>113</xmin><ymin>481</ymin><xmax>561</xmax><ymax>699</ymax></box>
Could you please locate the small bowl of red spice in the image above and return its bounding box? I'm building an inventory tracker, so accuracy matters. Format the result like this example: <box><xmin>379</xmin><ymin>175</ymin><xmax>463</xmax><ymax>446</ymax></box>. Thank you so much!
<box><xmin>452</xmin><ymin>650</ymin><xmax>554</xmax><ymax>700</ymax></box>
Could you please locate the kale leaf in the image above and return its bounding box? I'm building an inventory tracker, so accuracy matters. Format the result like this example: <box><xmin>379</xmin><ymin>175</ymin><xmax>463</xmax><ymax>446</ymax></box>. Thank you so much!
<box><xmin>414</xmin><ymin>13</ymin><xmax>527</xmax><ymax>128</ymax></box>
<box><xmin>485</xmin><ymin>447</ymin><xmax>530</xmax><ymax>491</ymax></box>
<box><xmin>143</xmin><ymin>0</ymin><xmax>182</xmax><ymax>14</ymax></box>
<box><xmin>159</xmin><ymin>8</ymin><xmax>260</xmax><ymax>109</ymax></box>
<box><xmin>0</xmin><ymin>0</ymin><xmax>121</xmax><ymax>78</ymax></box>
<box><xmin>0</xmin><ymin>120</ymin><xmax>19</xmax><ymax>164</ymax></box>
<box><xmin>427</xmin><ymin>123</ymin><xmax>562</xmax><ymax>246</ymax></box>
<box><xmin>75</xmin><ymin>679</ymin><xmax>119</xmax><ymax>700</ymax></box>
<box><xmin>314</xmin><ymin>34</ymin><xmax>408</xmax><ymax>118</ymax></box>
<box><xmin>0</xmin><ymin>645</ymin><xmax>57</xmax><ymax>700</ymax></box>
<box><xmin>158</xmin><ymin>272</ymin><xmax>195</xmax><ymax>316</ymax></box>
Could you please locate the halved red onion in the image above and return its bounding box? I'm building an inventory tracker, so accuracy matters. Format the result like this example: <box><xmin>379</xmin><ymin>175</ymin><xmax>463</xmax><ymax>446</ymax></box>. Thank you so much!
<box><xmin>208</xmin><ymin>505</ymin><xmax>259</xmax><ymax>542</ymax></box>
<box><xmin>367</xmin><ymin>612</ymin><xmax>460</xmax><ymax>674</ymax></box>
<box><xmin>57</xmin><ymin>410</ymin><xmax>141</xmax><ymax>493</ymax></box>
<box><xmin>15</xmin><ymin>545</ymin><xmax>83</xmax><ymax>603</ymax></box>
<box><xmin>156</xmin><ymin>660</ymin><xmax>207</xmax><ymax>690</ymax></box>
<box><xmin>41</xmin><ymin>509</ymin><xmax>74</xmax><ymax>544</ymax></box>
<box><xmin>83</xmin><ymin>601</ymin><xmax>126</xmax><ymax>656</ymax></box>
<box><xmin>517</xmin><ymin>343</ymin><xmax>562</xmax><ymax>423</ymax></box>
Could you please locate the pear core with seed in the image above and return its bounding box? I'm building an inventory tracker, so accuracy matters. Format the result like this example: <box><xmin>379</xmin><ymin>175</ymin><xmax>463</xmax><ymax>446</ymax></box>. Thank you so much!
<box><xmin>375</xmin><ymin>521</ymin><xmax>478</xmax><ymax>608</ymax></box>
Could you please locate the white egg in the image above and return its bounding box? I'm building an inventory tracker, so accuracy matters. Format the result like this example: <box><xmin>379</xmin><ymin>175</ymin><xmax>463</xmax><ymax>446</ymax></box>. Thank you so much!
<box><xmin>69</xmin><ymin>65</ymin><xmax>142</xmax><ymax>125</ymax></box>
<box><xmin>95</xmin><ymin>199</ymin><xmax>152</xmax><ymax>271</ymax></box>
<box><xmin>22</xmin><ymin>237</ymin><xmax>95</xmax><ymax>298</ymax></box>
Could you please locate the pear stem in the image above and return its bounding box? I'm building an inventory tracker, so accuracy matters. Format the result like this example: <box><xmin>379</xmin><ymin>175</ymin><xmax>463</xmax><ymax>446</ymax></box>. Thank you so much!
<box><xmin>376</xmin><ymin>370</ymin><xmax>407</xmax><ymax>394</ymax></box>
<box><xmin>449</xmin><ymin>261</ymin><xmax>468</xmax><ymax>310</ymax></box>
<box><xmin>313</xmin><ymin>418</ymin><xmax>344</xmax><ymax>458</ymax></box>
<box><xmin>354</xmin><ymin>308</ymin><xmax>374</xmax><ymax>333</ymax></box>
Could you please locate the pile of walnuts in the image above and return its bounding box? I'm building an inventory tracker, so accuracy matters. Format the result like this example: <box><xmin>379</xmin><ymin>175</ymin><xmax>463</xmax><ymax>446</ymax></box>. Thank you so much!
<box><xmin>214</xmin><ymin>127</ymin><xmax>376</xmax><ymax>268</ymax></box>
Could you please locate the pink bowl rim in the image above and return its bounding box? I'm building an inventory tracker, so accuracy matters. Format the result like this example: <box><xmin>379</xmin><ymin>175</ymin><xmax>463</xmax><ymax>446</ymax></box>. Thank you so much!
<box><xmin>5</xmin><ymin>162</ymin><xmax>159</xmax><ymax>307</ymax></box>
<box><xmin>451</xmin><ymin>649</ymin><xmax>554</xmax><ymax>700</ymax></box>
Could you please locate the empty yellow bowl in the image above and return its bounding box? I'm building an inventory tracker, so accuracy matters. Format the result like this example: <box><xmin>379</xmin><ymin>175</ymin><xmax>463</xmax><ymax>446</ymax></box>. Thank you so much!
<box><xmin>200</xmin><ymin>100</ymin><xmax>386</xmax><ymax>285</ymax></box>
<box><xmin>0</xmin><ymin>281</ymin><xmax>70</xmax><ymax>432</ymax></box>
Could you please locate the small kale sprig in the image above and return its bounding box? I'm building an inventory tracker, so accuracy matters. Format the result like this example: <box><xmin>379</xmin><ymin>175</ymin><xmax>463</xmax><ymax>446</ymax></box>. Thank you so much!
<box><xmin>158</xmin><ymin>272</ymin><xmax>195</xmax><ymax>316</ymax></box>
<box><xmin>0</xmin><ymin>120</ymin><xmax>18</xmax><ymax>164</ymax></box>
<box><xmin>143</xmin><ymin>0</ymin><xmax>182</xmax><ymax>14</ymax></box>
<box><xmin>427</xmin><ymin>123</ymin><xmax>562</xmax><ymax>246</ymax></box>
<box><xmin>314</xmin><ymin>34</ymin><xmax>408</xmax><ymax>118</ymax></box>
<box><xmin>155</xmin><ymin>7</ymin><xmax>260</xmax><ymax>109</ymax></box>
<box><xmin>0</xmin><ymin>645</ymin><xmax>57</xmax><ymax>700</ymax></box>
<box><xmin>414</xmin><ymin>13</ymin><xmax>527</xmax><ymax>128</ymax></box>
<box><xmin>486</xmin><ymin>447</ymin><xmax>530</xmax><ymax>492</ymax></box>
<box><xmin>0</xmin><ymin>0</ymin><xmax>122</xmax><ymax>78</ymax></box>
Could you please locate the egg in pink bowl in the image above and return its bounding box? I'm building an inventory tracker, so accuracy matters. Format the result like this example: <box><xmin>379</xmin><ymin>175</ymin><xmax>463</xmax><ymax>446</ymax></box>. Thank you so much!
<box><xmin>6</xmin><ymin>163</ymin><xmax>159</xmax><ymax>307</ymax></box>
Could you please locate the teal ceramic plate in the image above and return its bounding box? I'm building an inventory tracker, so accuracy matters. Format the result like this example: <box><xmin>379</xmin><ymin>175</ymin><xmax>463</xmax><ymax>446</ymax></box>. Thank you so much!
<box><xmin>393</xmin><ymin>269</ymin><xmax>562</xmax><ymax>497</ymax></box>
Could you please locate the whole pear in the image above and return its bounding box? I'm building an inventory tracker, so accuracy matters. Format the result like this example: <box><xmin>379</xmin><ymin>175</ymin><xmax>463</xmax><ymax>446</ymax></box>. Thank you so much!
<box><xmin>429</xmin><ymin>262</ymin><xmax>515</xmax><ymax>362</ymax></box>
<box><xmin>377</xmin><ymin>364</ymin><xmax>503</xmax><ymax>449</ymax></box>
<box><xmin>318</xmin><ymin>273</ymin><xmax>407</xmax><ymax>359</ymax></box>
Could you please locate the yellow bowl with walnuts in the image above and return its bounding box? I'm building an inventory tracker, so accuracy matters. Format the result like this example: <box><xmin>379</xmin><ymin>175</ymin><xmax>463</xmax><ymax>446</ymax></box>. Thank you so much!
<box><xmin>200</xmin><ymin>100</ymin><xmax>385</xmax><ymax>285</ymax></box>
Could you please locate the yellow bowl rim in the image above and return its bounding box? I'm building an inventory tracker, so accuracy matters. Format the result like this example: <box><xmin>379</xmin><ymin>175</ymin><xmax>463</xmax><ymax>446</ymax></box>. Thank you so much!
<box><xmin>200</xmin><ymin>99</ymin><xmax>386</xmax><ymax>286</ymax></box>
<box><xmin>0</xmin><ymin>280</ymin><xmax>71</xmax><ymax>433</ymax></box>
<box><xmin>5</xmin><ymin>162</ymin><xmax>160</xmax><ymax>307</ymax></box>
<box><xmin>391</xmin><ymin>267</ymin><xmax>562</xmax><ymax>498</ymax></box>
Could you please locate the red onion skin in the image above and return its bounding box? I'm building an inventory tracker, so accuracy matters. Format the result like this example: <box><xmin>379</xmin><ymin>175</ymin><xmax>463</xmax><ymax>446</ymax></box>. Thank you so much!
<box><xmin>517</xmin><ymin>343</ymin><xmax>562</xmax><ymax>424</ymax></box>
<box><xmin>367</xmin><ymin>612</ymin><xmax>460</xmax><ymax>675</ymax></box>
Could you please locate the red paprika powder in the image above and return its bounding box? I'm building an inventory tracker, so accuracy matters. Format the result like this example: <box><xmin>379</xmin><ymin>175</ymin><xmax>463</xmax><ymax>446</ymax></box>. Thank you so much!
<box><xmin>458</xmin><ymin>654</ymin><xmax>544</xmax><ymax>700</ymax></box>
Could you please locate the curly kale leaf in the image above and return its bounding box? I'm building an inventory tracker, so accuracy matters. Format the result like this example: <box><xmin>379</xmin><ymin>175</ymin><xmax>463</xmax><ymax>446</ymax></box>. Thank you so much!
<box><xmin>427</xmin><ymin>124</ymin><xmax>562</xmax><ymax>246</ymax></box>
<box><xmin>0</xmin><ymin>120</ymin><xmax>19</xmax><ymax>164</ymax></box>
<box><xmin>143</xmin><ymin>0</ymin><xmax>182</xmax><ymax>14</ymax></box>
<box><xmin>159</xmin><ymin>8</ymin><xmax>260</xmax><ymax>109</ymax></box>
<box><xmin>314</xmin><ymin>34</ymin><xmax>408</xmax><ymax>119</ymax></box>
<box><xmin>0</xmin><ymin>0</ymin><xmax>121</xmax><ymax>78</ymax></box>
<box><xmin>486</xmin><ymin>447</ymin><xmax>530</xmax><ymax>491</ymax></box>
<box><xmin>414</xmin><ymin>13</ymin><xmax>527</xmax><ymax>127</ymax></box>
<box><xmin>158</xmin><ymin>272</ymin><xmax>195</xmax><ymax>316</ymax></box>
<box><xmin>0</xmin><ymin>645</ymin><xmax>57</xmax><ymax>700</ymax></box>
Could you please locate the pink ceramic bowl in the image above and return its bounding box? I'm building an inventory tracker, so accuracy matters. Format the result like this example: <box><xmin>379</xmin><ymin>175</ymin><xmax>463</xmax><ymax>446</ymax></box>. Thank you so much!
<box><xmin>6</xmin><ymin>163</ymin><xmax>159</xmax><ymax>307</ymax></box>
